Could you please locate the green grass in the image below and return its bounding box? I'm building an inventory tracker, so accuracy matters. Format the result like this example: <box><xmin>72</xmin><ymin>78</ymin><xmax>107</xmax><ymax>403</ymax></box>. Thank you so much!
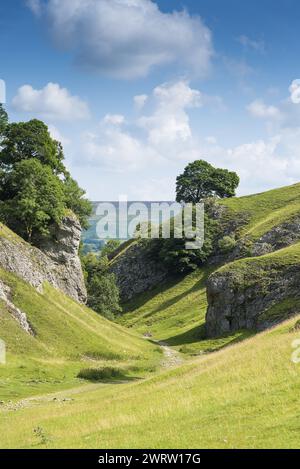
<box><xmin>1</xmin><ymin>315</ymin><xmax>300</xmax><ymax>448</ymax></box>
<box><xmin>0</xmin><ymin>222</ymin><xmax>23</xmax><ymax>243</ymax></box>
<box><xmin>2</xmin><ymin>182</ymin><xmax>300</xmax><ymax>447</ymax></box>
<box><xmin>217</xmin><ymin>240</ymin><xmax>300</xmax><ymax>278</ymax></box>
<box><xmin>119</xmin><ymin>268</ymin><xmax>251</xmax><ymax>356</ymax></box>
<box><xmin>0</xmin><ymin>268</ymin><xmax>161</xmax><ymax>401</ymax></box>
<box><xmin>221</xmin><ymin>182</ymin><xmax>300</xmax><ymax>239</ymax></box>
<box><xmin>116</xmin><ymin>183</ymin><xmax>300</xmax><ymax>355</ymax></box>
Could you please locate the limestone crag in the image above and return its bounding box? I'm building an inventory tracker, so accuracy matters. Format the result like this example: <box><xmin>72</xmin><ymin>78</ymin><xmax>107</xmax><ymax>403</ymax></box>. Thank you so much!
<box><xmin>110</xmin><ymin>242</ymin><xmax>167</xmax><ymax>302</ymax></box>
<box><xmin>205</xmin><ymin>262</ymin><xmax>300</xmax><ymax>337</ymax></box>
<box><xmin>0</xmin><ymin>215</ymin><xmax>86</xmax><ymax>303</ymax></box>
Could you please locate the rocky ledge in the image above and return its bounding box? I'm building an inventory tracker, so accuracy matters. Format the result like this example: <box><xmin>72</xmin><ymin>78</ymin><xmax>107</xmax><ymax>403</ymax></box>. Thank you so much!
<box><xmin>110</xmin><ymin>242</ymin><xmax>167</xmax><ymax>302</ymax></box>
<box><xmin>0</xmin><ymin>215</ymin><xmax>86</xmax><ymax>303</ymax></box>
<box><xmin>205</xmin><ymin>258</ymin><xmax>300</xmax><ymax>337</ymax></box>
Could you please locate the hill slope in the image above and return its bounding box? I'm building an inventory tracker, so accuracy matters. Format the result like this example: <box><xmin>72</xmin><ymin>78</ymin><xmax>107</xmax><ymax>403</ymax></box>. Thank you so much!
<box><xmin>1</xmin><ymin>315</ymin><xmax>300</xmax><ymax>448</ymax></box>
<box><xmin>0</xmin><ymin>267</ymin><xmax>161</xmax><ymax>401</ymax></box>
<box><xmin>118</xmin><ymin>183</ymin><xmax>300</xmax><ymax>337</ymax></box>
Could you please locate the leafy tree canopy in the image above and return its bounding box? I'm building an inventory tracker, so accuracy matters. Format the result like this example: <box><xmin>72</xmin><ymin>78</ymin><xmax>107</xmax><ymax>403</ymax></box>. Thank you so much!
<box><xmin>176</xmin><ymin>159</ymin><xmax>239</xmax><ymax>203</ymax></box>
<box><xmin>63</xmin><ymin>175</ymin><xmax>92</xmax><ymax>230</ymax></box>
<box><xmin>101</xmin><ymin>240</ymin><xmax>121</xmax><ymax>258</ymax></box>
<box><xmin>81</xmin><ymin>253</ymin><xmax>122</xmax><ymax>320</ymax></box>
<box><xmin>0</xmin><ymin>119</ymin><xmax>66</xmax><ymax>175</ymax></box>
<box><xmin>0</xmin><ymin>112</ymin><xmax>92</xmax><ymax>242</ymax></box>
<box><xmin>0</xmin><ymin>159</ymin><xmax>65</xmax><ymax>242</ymax></box>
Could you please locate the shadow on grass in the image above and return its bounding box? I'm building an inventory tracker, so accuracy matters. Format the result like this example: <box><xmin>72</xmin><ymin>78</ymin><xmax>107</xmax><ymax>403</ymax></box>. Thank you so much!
<box><xmin>122</xmin><ymin>275</ymin><xmax>185</xmax><ymax>313</ymax></box>
<box><xmin>162</xmin><ymin>324</ymin><xmax>206</xmax><ymax>346</ymax></box>
<box><xmin>77</xmin><ymin>367</ymin><xmax>138</xmax><ymax>383</ymax></box>
<box><xmin>122</xmin><ymin>268</ymin><xmax>215</xmax><ymax>320</ymax></box>
<box><xmin>162</xmin><ymin>325</ymin><xmax>254</xmax><ymax>354</ymax></box>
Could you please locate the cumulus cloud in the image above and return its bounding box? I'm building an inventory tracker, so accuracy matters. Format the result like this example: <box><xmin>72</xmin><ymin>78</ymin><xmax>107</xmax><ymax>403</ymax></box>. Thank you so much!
<box><xmin>237</xmin><ymin>35</ymin><xmax>265</xmax><ymax>53</ymax></box>
<box><xmin>77</xmin><ymin>81</ymin><xmax>202</xmax><ymax>171</ymax></box>
<box><xmin>28</xmin><ymin>0</ymin><xmax>213</xmax><ymax>79</ymax></box>
<box><xmin>26</xmin><ymin>0</ymin><xmax>42</xmax><ymax>16</ymax></box>
<box><xmin>134</xmin><ymin>94</ymin><xmax>148</xmax><ymax>110</ymax></box>
<box><xmin>74</xmin><ymin>79</ymin><xmax>300</xmax><ymax>197</ymax></box>
<box><xmin>247</xmin><ymin>99</ymin><xmax>282</xmax><ymax>119</ymax></box>
<box><xmin>12</xmin><ymin>82</ymin><xmax>90</xmax><ymax>120</ymax></box>
<box><xmin>48</xmin><ymin>124</ymin><xmax>70</xmax><ymax>146</ymax></box>
<box><xmin>81</xmin><ymin>126</ymin><xmax>162</xmax><ymax>171</ymax></box>
<box><xmin>76</xmin><ymin>81</ymin><xmax>224</xmax><ymax>179</ymax></box>
<box><xmin>289</xmin><ymin>79</ymin><xmax>300</xmax><ymax>104</ymax></box>
<box><xmin>103</xmin><ymin>114</ymin><xmax>125</xmax><ymax>126</ymax></box>
<box><xmin>138</xmin><ymin>81</ymin><xmax>202</xmax><ymax>145</ymax></box>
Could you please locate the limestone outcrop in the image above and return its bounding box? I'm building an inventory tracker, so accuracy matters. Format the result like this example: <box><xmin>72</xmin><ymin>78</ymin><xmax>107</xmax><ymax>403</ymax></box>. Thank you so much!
<box><xmin>205</xmin><ymin>257</ymin><xmax>300</xmax><ymax>337</ymax></box>
<box><xmin>110</xmin><ymin>242</ymin><xmax>167</xmax><ymax>302</ymax></box>
<box><xmin>0</xmin><ymin>215</ymin><xmax>86</xmax><ymax>303</ymax></box>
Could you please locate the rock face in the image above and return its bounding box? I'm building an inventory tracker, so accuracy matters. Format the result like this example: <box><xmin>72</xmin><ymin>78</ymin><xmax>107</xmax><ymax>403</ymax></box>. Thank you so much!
<box><xmin>0</xmin><ymin>280</ymin><xmax>33</xmax><ymax>334</ymax></box>
<box><xmin>251</xmin><ymin>216</ymin><xmax>300</xmax><ymax>255</ymax></box>
<box><xmin>205</xmin><ymin>262</ymin><xmax>300</xmax><ymax>337</ymax></box>
<box><xmin>204</xmin><ymin>214</ymin><xmax>300</xmax><ymax>338</ymax></box>
<box><xmin>0</xmin><ymin>216</ymin><xmax>87</xmax><ymax>303</ymax></box>
<box><xmin>110</xmin><ymin>242</ymin><xmax>167</xmax><ymax>302</ymax></box>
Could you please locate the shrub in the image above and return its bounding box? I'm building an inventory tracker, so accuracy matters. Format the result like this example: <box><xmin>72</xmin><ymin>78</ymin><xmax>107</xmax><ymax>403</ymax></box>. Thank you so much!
<box><xmin>218</xmin><ymin>235</ymin><xmax>237</xmax><ymax>253</ymax></box>
<box><xmin>78</xmin><ymin>367</ymin><xmax>125</xmax><ymax>381</ymax></box>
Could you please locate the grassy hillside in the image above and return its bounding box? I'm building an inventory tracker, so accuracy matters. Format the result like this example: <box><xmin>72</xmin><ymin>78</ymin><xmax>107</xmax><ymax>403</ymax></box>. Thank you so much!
<box><xmin>2</xmin><ymin>183</ymin><xmax>300</xmax><ymax>448</ymax></box>
<box><xmin>0</xmin><ymin>268</ymin><xmax>161</xmax><ymax>401</ymax></box>
<box><xmin>221</xmin><ymin>182</ymin><xmax>300</xmax><ymax>239</ymax></box>
<box><xmin>213</xmin><ymin>240</ymin><xmax>300</xmax><ymax>324</ymax></box>
<box><xmin>119</xmin><ymin>183</ymin><xmax>300</xmax><ymax>351</ymax></box>
<box><xmin>119</xmin><ymin>268</ymin><xmax>251</xmax><ymax>355</ymax></box>
<box><xmin>1</xmin><ymin>315</ymin><xmax>300</xmax><ymax>448</ymax></box>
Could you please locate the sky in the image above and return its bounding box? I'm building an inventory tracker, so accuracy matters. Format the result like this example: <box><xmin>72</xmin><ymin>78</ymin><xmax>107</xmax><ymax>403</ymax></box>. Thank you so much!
<box><xmin>1</xmin><ymin>0</ymin><xmax>300</xmax><ymax>200</ymax></box>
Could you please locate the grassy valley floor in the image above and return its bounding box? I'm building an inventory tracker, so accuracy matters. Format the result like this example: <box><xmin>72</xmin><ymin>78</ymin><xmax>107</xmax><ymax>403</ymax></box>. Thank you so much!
<box><xmin>1</xmin><ymin>315</ymin><xmax>300</xmax><ymax>448</ymax></box>
<box><xmin>119</xmin><ymin>268</ymin><xmax>251</xmax><ymax>356</ymax></box>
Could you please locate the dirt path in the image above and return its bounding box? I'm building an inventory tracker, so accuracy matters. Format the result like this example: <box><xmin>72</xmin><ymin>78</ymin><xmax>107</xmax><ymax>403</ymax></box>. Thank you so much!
<box><xmin>157</xmin><ymin>341</ymin><xmax>184</xmax><ymax>368</ymax></box>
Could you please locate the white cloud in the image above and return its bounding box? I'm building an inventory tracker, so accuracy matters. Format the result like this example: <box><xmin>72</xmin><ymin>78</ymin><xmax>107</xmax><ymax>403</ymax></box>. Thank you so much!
<box><xmin>12</xmin><ymin>82</ymin><xmax>90</xmax><ymax>120</ymax></box>
<box><xmin>73</xmin><ymin>79</ymin><xmax>300</xmax><ymax>198</ymax></box>
<box><xmin>134</xmin><ymin>94</ymin><xmax>148</xmax><ymax>110</ymax></box>
<box><xmin>289</xmin><ymin>79</ymin><xmax>300</xmax><ymax>104</ymax></box>
<box><xmin>138</xmin><ymin>81</ymin><xmax>202</xmax><ymax>145</ymax></box>
<box><xmin>77</xmin><ymin>81</ymin><xmax>202</xmax><ymax>171</ymax></box>
<box><xmin>29</xmin><ymin>0</ymin><xmax>213</xmax><ymax>79</ymax></box>
<box><xmin>26</xmin><ymin>0</ymin><xmax>41</xmax><ymax>16</ymax></box>
<box><xmin>247</xmin><ymin>99</ymin><xmax>282</xmax><ymax>119</ymax></box>
<box><xmin>237</xmin><ymin>35</ymin><xmax>265</xmax><ymax>53</ymax></box>
<box><xmin>48</xmin><ymin>124</ymin><xmax>70</xmax><ymax>146</ymax></box>
<box><xmin>103</xmin><ymin>114</ymin><xmax>125</xmax><ymax>126</ymax></box>
<box><xmin>81</xmin><ymin>126</ymin><xmax>162</xmax><ymax>171</ymax></box>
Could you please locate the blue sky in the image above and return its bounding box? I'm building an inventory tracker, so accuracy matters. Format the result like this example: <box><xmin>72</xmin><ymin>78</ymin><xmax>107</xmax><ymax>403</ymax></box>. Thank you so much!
<box><xmin>1</xmin><ymin>0</ymin><xmax>300</xmax><ymax>200</ymax></box>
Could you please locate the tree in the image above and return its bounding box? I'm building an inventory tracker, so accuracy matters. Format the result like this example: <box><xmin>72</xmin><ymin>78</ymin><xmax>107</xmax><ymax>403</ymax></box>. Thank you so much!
<box><xmin>101</xmin><ymin>239</ymin><xmax>121</xmax><ymax>258</ymax></box>
<box><xmin>0</xmin><ymin>119</ymin><xmax>66</xmax><ymax>175</ymax></box>
<box><xmin>81</xmin><ymin>253</ymin><xmax>122</xmax><ymax>319</ymax></box>
<box><xmin>176</xmin><ymin>160</ymin><xmax>239</xmax><ymax>203</ymax></box>
<box><xmin>63</xmin><ymin>175</ymin><xmax>92</xmax><ymax>229</ymax></box>
<box><xmin>0</xmin><ymin>115</ymin><xmax>92</xmax><ymax>242</ymax></box>
<box><xmin>0</xmin><ymin>104</ymin><xmax>8</xmax><ymax>138</ymax></box>
<box><xmin>0</xmin><ymin>159</ymin><xmax>65</xmax><ymax>242</ymax></box>
<box><xmin>146</xmin><ymin>212</ymin><xmax>218</xmax><ymax>273</ymax></box>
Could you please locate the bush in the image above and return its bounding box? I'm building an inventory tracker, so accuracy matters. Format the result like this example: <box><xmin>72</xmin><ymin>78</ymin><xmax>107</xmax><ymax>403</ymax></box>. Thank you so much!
<box><xmin>78</xmin><ymin>367</ymin><xmax>125</xmax><ymax>381</ymax></box>
<box><xmin>81</xmin><ymin>253</ymin><xmax>122</xmax><ymax>319</ymax></box>
<box><xmin>218</xmin><ymin>235</ymin><xmax>237</xmax><ymax>253</ymax></box>
<box><xmin>146</xmin><ymin>212</ymin><xmax>218</xmax><ymax>274</ymax></box>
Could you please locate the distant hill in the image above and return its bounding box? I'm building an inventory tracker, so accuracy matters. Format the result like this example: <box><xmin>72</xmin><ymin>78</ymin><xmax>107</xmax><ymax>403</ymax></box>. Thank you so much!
<box><xmin>82</xmin><ymin>200</ymin><xmax>181</xmax><ymax>253</ymax></box>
